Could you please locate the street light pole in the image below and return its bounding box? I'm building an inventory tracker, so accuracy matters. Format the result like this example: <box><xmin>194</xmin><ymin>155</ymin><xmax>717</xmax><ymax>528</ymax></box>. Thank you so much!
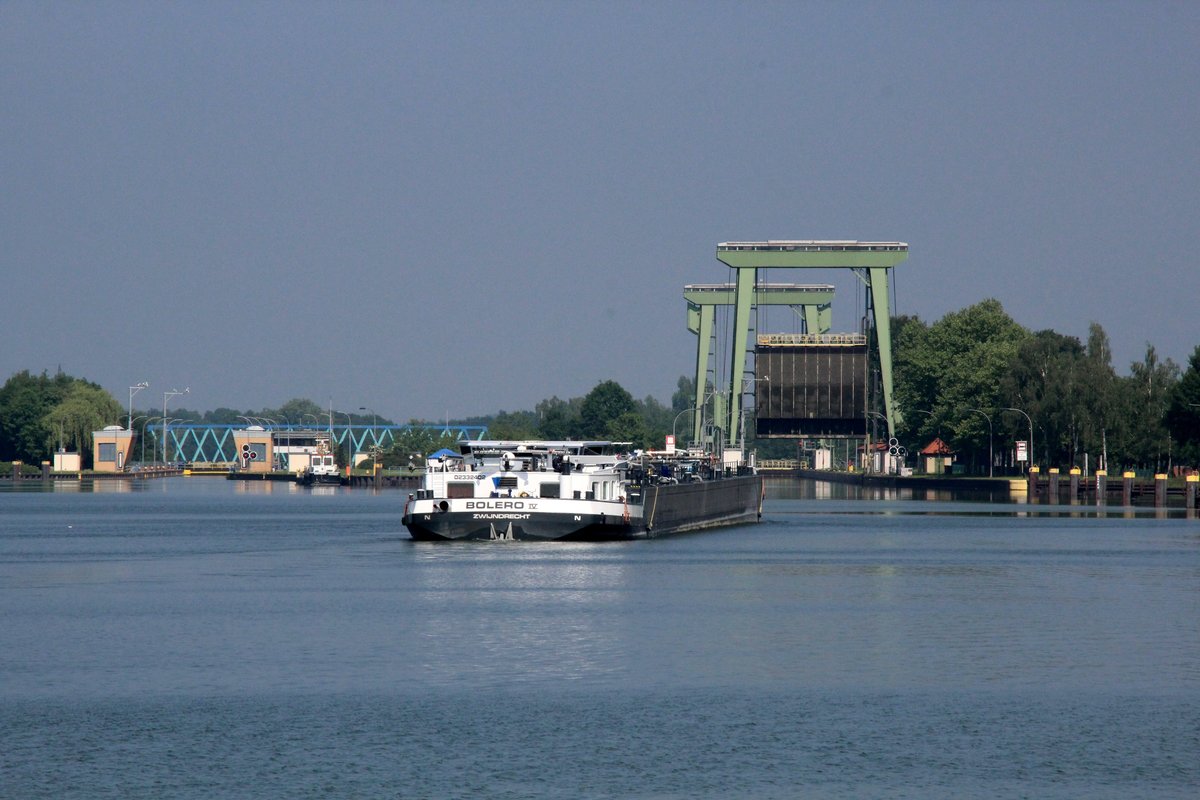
<box><xmin>690</xmin><ymin>387</ymin><xmax>722</xmax><ymax>450</ymax></box>
<box><xmin>342</xmin><ymin>412</ymin><xmax>355</xmax><ymax>468</ymax></box>
<box><xmin>162</xmin><ymin>388</ymin><xmax>188</xmax><ymax>463</ymax></box>
<box><xmin>966</xmin><ymin>408</ymin><xmax>993</xmax><ymax>478</ymax></box>
<box><xmin>740</xmin><ymin>375</ymin><xmax>768</xmax><ymax>451</ymax></box>
<box><xmin>128</xmin><ymin>382</ymin><xmax>148</xmax><ymax>430</ymax></box>
<box><xmin>866</xmin><ymin>411</ymin><xmax>888</xmax><ymax>473</ymax></box>
<box><xmin>1001</xmin><ymin>407</ymin><xmax>1034</xmax><ymax>473</ymax></box>
<box><xmin>141</xmin><ymin>416</ymin><xmax>159</xmax><ymax>463</ymax></box>
<box><xmin>128</xmin><ymin>415</ymin><xmax>148</xmax><ymax>465</ymax></box>
<box><xmin>671</xmin><ymin>406</ymin><xmax>699</xmax><ymax>448</ymax></box>
<box><xmin>360</xmin><ymin>407</ymin><xmax>377</xmax><ymax>449</ymax></box>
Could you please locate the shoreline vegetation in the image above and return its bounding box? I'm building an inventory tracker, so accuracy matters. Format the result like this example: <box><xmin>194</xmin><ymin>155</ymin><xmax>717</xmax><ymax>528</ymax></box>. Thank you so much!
<box><xmin>2</xmin><ymin>300</ymin><xmax>1198</xmax><ymax>475</ymax></box>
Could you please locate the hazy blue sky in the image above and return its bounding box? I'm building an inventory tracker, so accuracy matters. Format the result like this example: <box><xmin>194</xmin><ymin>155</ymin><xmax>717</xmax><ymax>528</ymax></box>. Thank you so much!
<box><xmin>4</xmin><ymin>1</ymin><xmax>1198</xmax><ymax>420</ymax></box>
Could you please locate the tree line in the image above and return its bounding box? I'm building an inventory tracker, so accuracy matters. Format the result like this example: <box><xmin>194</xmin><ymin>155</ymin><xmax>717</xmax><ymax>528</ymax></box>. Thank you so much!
<box><xmin>0</xmin><ymin>371</ymin><xmax>122</xmax><ymax>464</ymax></box>
<box><xmin>892</xmin><ymin>299</ymin><xmax>1200</xmax><ymax>473</ymax></box>
<box><xmin>3</xmin><ymin>299</ymin><xmax>1198</xmax><ymax>472</ymax></box>
<box><xmin>0</xmin><ymin>376</ymin><xmax>697</xmax><ymax>468</ymax></box>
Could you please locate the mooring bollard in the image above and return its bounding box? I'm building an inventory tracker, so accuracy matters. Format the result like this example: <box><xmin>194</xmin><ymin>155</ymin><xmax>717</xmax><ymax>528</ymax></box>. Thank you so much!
<box><xmin>1069</xmin><ymin>467</ymin><xmax>1080</xmax><ymax>504</ymax></box>
<box><xmin>1096</xmin><ymin>470</ymin><xmax>1107</xmax><ymax>506</ymax></box>
<box><xmin>1123</xmin><ymin>471</ymin><xmax>1135</xmax><ymax>505</ymax></box>
<box><xmin>1155</xmin><ymin>474</ymin><xmax>1168</xmax><ymax>508</ymax></box>
<box><xmin>1186</xmin><ymin>474</ymin><xmax>1198</xmax><ymax>511</ymax></box>
<box><xmin>1027</xmin><ymin>466</ymin><xmax>1040</xmax><ymax>503</ymax></box>
<box><xmin>1048</xmin><ymin>468</ymin><xmax>1060</xmax><ymax>504</ymax></box>
<box><xmin>41</xmin><ymin>460</ymin><xmax>50</xmax><ymax>480</ymax></box>
<box><xmin>11</xmin><ymin>460</ymin><xmax>22</xmax><ymax>481</ymax></box>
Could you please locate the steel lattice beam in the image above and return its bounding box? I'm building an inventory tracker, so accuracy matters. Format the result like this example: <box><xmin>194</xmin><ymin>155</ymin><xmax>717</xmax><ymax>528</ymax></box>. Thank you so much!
<box><xmin>160</xmin><ymin>424</ymin><xmax>489</xmax><ymax>464</ymax></box>
<box><xmin>713</xmin><ymin>241</ymin><xmax>908</xmax><ymax>441</ymax></box>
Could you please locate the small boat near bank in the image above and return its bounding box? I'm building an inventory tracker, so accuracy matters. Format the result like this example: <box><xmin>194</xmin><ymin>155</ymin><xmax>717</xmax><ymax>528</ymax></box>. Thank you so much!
<box><xmin>401</xmin><ymin>440</ymin><xmax>762</xmax><ymax>541</ymax></box>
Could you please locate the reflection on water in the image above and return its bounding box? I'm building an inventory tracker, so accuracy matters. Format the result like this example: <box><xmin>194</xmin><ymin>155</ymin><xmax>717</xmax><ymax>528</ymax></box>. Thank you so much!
<box><xmin>1</xmin><ymin>477</ymin><xmax>1197</xmax><ymax>799</ymax></box>
<box><xmin>770</xmin><ymin>477</ymin><xmax>1015</xmax><ymax>504</ymax></box>
<box><xmin>769</xmin><ymin>477</ymin><xmax>1200</xmax><ymax>520</ymax></box>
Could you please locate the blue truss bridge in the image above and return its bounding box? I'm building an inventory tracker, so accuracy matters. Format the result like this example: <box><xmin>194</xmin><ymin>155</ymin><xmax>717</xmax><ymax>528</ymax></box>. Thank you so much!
<box><xmin>152</xmin><ymin>423</ymin><xmax>488</xmax><ymax>465</ymax></box>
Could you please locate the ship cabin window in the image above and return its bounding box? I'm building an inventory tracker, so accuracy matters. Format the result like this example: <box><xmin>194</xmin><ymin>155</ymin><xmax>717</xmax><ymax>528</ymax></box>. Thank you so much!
<box><xmin>539</xmin><ymin>483</ymin><xmax>560</xmax><ymax>498</ymax></box>
<box><xmin>447</xmin><ymin>482</ymin><xmax>476</xmax><ymax>499</ymax></box>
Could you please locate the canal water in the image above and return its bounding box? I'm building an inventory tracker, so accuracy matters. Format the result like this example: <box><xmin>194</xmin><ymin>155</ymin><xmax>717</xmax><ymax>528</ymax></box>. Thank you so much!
<box><xmin>2</xmin><ymin>478</ymin><xmax>1197</xmax><ymax>798</ymax></box>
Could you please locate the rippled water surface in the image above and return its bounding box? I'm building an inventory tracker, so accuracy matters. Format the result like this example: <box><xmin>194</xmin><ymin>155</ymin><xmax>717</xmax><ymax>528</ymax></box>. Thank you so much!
<box><xmin>2</xmin><ymin>478</ymin><xmax>1197</xmax><ymax>798</ymax></box>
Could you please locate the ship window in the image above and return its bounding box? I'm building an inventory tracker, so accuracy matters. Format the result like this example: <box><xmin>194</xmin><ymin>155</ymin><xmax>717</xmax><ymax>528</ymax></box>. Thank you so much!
<box><xmin>539</xmin><ymin>483</ymin><xmax>560</xmax><ymax>498</ymax></box>
<box><xmin>447</xmin><ymin>482</ymin><xmax>476</xmax><ymax>499</ymax></box>
<box><xmin>498</xmin><ymin>476</ymin><xmax>519</xmax><ymax>488</ymax></box>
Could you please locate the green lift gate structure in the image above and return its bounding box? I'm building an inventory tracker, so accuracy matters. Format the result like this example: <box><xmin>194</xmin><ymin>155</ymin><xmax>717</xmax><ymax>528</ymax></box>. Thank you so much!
<box><xmin>699</xmin><ymin>240</ymin><xmax>908</xmax><ymax>445</ymax></box>
<box><xmin>685</xmin><ymin>282</ymin><xmax>835</xmax><ymax>445</ymax></box>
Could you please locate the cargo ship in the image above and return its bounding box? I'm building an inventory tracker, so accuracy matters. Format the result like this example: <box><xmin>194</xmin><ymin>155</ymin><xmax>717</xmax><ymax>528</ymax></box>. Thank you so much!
<box><xmin>401</xmin><ymin>440</ymin><xmax>762</xmax><ymax>541</ymax></box>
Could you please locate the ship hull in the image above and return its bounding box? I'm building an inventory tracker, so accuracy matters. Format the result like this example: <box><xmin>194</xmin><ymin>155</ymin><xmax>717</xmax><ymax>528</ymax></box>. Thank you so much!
<box><xmin>640</xmin><ymin>474</ymin><xmax>763</xmax><ymax>537</ymax></box>
<box><xmin>402</xmin><ymin>474</ymin><xmax>762</xmax><ymax>541</ymax></box>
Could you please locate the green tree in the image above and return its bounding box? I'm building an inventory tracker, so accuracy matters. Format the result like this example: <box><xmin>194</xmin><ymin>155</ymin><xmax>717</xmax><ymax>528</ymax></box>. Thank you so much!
<box><xmin>1001</xmin><ymin>330</ymin><xmax>1093</xmax><ymax>467</ymax></box>
<box><xmin>607</xmin><ymin>411</ymin><xmax>650</xmax><ymax>448</ymax></box>
<box><xmin>1166</xmin><ymin>345</ymin><xmax>1200</xmax><ymax>465</ymax></box>
<box><xmin>893</xmin><ymin>301</ymin><xmax>1029</xmax><ymax>471</ymax></box>
<box><xmin>276</xmin><ymin>398</ymin><xmax>328</xmax><ymax>427</ymax></box>
<box><xmin>0</xmin><ymin>370</ymin><xmax>95</xmax><ymax>462</ymax></box>
<box><xmin>579</xmin><ymin>380</ymin><xmax>636</xmax><ymax>438</ymax></box>
<box><xmin>892</xmin><ymin>314</ymin><xmax>935</xmax><ymax>439</ymax></box>
<box><xmin>381</xmin><ymin>428</ymin><xmax>462</xmax><ymax>468</ymax></box>
<box><xmin>202</xmin><ymin>407</ymin><xmax>252</xmax><ymax>425</ymax></box>
<box><xmin>488</xmin><ymin>410</ymin><xmax>539</xmax><ymax>439</ymax></box>
<box><xmin>671</xmin><ymin>374</ymin><xmax>695</xmax><ymax>412</ymax></box>
<box><xmin>1080</xmin><ymin>323</ymin><xmax>1122</xmax><ymax>470</ymax></box>
<box><xmin>42</xmin><ymin>383</ymin><xmax>124</xmax><ymax>458</ymax></box>
<box><xmin>536</xmin><ymin>396</ymin><xmax>581</xmax><ymax>439</ymax></box>
<box><xmin>634</xmin><ymin>393</ymin><xmax>673</xmax><ymax>449</ymax></box>
<box><xmin>1117</xmin><ymin>344</ymin><xmax>1179</xmax><ymax>470</ymax></box>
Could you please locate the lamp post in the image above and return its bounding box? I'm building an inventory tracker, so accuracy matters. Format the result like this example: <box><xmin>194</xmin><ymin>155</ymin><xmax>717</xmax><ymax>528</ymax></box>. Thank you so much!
<box><xmin>359</xmin><ymin>407</ymin><xmax>377</xmax><ymax>449</ymax></box>
<box><xmin>128</xmin><ymin>415</ymin><xmax>148</xmax><ymax>465</ymax></box>
<box><xmin>1001</xmin><ymin>407</ymin><xmax>1034</xmax><ymax>472</ymax></box>
<box><xmin>145</xmin><ymin>416</ymin><xmax>176</xmax><ymax>463</ymax></box>
<box><xmin>162</xmin><ymin>388</ymin><xmax>188</xmax><ymax>463</ymax></box>
<box><xmin>141</xmin><ymin>416</ymin><xmax>164</xmax><ymax>463</ymax></box>
<box><xmin>904</xmin><ymin>409</ymin><xmax>936</xmax><ymax>473</ymax></box>
<box><xmin>965</xmin><ymin>408</ymin><xmax>994</xmax><ymax>478</ymax></box>
<box><xmin>141</xmin><ymin>416</ymin><xmax>158</xmax><ymax>463</ymax></box>
<box><xmin>671</xmin><ymin>406</ymin><xmax>699</xmax><ymax>448</ymax></box>
<box><xmin>866</xmin><ymin>411</ymin><xmax>888</xmax><ymax>473</ymax></box>
<box><xmin>740</xmin><ymin>375</ymin><xmax>768</xmax><ymax>450</ymax></box>
<box><xmin>343</xmin><ymin>412</ymin><xmax>355</xmax><ymax>468</ymax></box>
<box><xmin>692</xmin><ymin>387</ymin><xmax>723</xmax><ymax>448</ymax></box>
<box><xmin>128</xmin><ymin>382</ymin><xmax>148</xmax><ymax>430</ymax></box>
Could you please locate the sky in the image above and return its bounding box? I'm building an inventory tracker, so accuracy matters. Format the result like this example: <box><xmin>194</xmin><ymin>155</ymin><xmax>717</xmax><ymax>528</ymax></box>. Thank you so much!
<box><xmin>3</xmin><ymin>1</ymin><xmax>1198</xmax><ymax>421</ymax></box>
